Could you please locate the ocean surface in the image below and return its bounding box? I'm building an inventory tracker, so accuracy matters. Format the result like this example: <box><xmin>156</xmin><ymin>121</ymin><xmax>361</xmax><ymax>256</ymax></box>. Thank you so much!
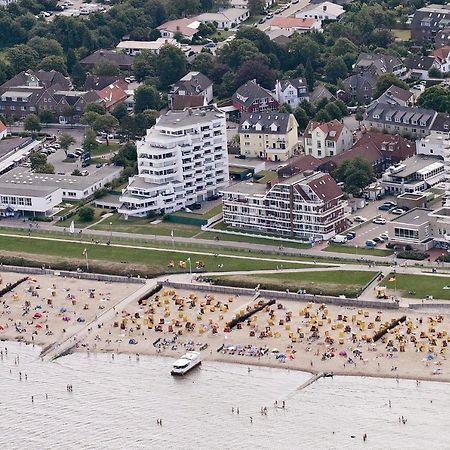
<box><xmin>1</xmin><ymin>341</ymin><xmax>449</xmax><ymax>450</ymax></box>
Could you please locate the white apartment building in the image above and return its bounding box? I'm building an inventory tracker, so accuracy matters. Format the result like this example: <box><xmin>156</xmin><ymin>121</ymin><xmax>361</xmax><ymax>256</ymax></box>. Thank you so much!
<box><xmin>221</xmin><ymin>171</ymin><xmax>347</xmax><ymax>241</ymax></box>
<box><xmin>296</xmin><ymin>1</ymin><xmax>344</xmax><ymax>21</ymax></box>
<box><xmin>116</xmin><ymin>38</ymin><xmax>181</xmax><ymax>56</ymax></box>
<box><xmin>119</xmin><ymin>106</ymin><xmax>229</xmax><ymax>217</ymax></box>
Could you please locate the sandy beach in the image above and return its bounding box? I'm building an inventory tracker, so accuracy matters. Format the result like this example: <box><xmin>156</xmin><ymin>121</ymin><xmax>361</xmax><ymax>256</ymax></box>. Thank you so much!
<box><xmin>1</xmin><ymin>271</ymin><xmax>450</xmax><ymax>383</ymax></box>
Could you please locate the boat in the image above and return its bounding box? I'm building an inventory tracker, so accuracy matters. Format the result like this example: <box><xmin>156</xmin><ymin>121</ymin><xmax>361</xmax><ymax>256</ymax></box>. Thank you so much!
<box><xmin>171</xmin><ymin>351</ymin><xmax>201</xmax><ymax>376</ymax></box>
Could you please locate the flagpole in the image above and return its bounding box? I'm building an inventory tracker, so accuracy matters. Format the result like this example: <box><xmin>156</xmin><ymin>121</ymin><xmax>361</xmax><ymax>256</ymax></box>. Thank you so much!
<box><xmin>188</xmin><ymin>257</ymin><xmax>191</xmax><ymax>274</ymax></box>
<box><xmin>85</xmin><ymin>249</ymin><xmax>89</xmax><ymax>271</ymax></box>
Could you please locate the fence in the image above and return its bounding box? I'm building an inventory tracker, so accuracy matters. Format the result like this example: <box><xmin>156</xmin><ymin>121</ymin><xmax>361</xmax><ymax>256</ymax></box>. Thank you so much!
<box><xmin>163</xmin><ymin>281</ymin><xmax>399</xmax><ymax>310</ymax></box>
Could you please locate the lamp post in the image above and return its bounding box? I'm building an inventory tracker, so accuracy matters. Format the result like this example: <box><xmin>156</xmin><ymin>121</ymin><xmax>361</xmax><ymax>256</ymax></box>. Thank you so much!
<box><xmin>109</xmin><ymin>221</ymin><xmax>112</xmax><ymax>244</ymax></box>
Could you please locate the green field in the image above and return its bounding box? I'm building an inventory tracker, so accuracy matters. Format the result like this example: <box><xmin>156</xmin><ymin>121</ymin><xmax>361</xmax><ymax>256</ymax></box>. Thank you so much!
<box><xmin>324</xmin><ymin>243</ymin><xmax>393</xmax><ymax>257</ymax></box>
<box><xmin>207</xmin><ymin>270</ymin><xmax>377</xmax><ymax>297</ymax></box>
<box><xmin>392</xmin><ymin>29</ymin><xmax>411</xmax><ymax>41</ymax></box>
<box><xmin>56</xmin><ymin>207</ymin><xmax>111</xmax><ymax>228</ymax></box>
<box><xmin>91</xmin><ymin>142</ymin><xmax>120</xmax><ymax>157</ymax></box>
<box><xmin>380</xmin><ymin>273</ymin><xmax>450</xmax><ymax>300</ymax></box>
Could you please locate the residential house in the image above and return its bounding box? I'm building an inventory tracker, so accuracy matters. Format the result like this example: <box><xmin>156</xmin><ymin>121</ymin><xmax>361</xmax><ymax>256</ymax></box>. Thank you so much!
<box><xmin>309</xmin><ymin>83</ymin><xmax>336</xmax><ymax>107</ymax></box>
<box><xmin>96</xmin><ymin>80</ymin><xmax>128</xmax><ymax>112</ymax></box>
<box><xmin>304</xmin><ymin>119</ymin><xmax>353</xmax><ymax>158</ymax></box>
<box><xmin>230</xmin><ymin>0</ymin><xmax>273</xmax><ymax>8</ymax></box>
<box><xmin>354</xmin><ymin>53</ymin><xmax>407</xmax><ymax>79</ymax></box>
<box><xmin>264</xmin><ymin>17</ymin><xmax>322</xmax><ymax>33</ymax></box>
<box><xmin>296</xmin><ymin>1</ymin><xmax>345</xmax><ymax>21</ymax></box>
<box><xmin>430</xmin><ymin>112</ymin><xmax>450</xmax><ymax>136</ymax></box>
<box><xmin>83</xmin><ymin>75</ymin><xmax>124</xmax><ymax>91</ymax></box>
<box><xmin>168</xmin><ymin>72</ymin><xmax>213</xmax><ymax>110</ymax></box>
<box><xmin>411</xmin><ymin>4</ymin><xmax>450</xmax><ymax>45</ymax></box>
<box><xmin>322</xmin><ymin>132</ymin><xmax>415</xmax><ymax>174</ymax></box>
<box><xmin>171</xmin><ymin>95</ymin><xmax>206</xmax><ymax>111</ymax></box>
<box><xmin>363</xmin><ymin>103</ymin><xmax>437</xmax><ymax>138</ymax></box>
<box><xmin>432</xmin><ymin>46</ymin><xmax>450</xmax><ymax>73</ymax></box>
<box><xmin>340</xmin><ymin>72</ymin><xmax>377</xmax><ymax>104</ymax></box>
<box><xmin>157</xmin><ymin>18</ymin><xmax>200</xmax><ymax>41</ymax></box>
<box><xmin>80</xmin><ymin>50</ymin><xmax>134</xmax><ymax>72</ymax></box>
<box><xmin>274</xmin><ymin>78</ymin><xmax>309</xmax><ymax>108</ymax></box>
<box><xmin>116</xmin><ymin>38</ymin><xmax>180</xmax><ymax>56</ymax></box>
<box><xmin>221</xmin><ymin>171</ymin><xmax>348</xmax><ymax>241</ymax></box>
<box><xmin>118</xmin><ymin>106</ymin><xmax>229</xmax><ymax>217</ymax></box>
<box><xmin>232</xmin><ymin>79</ymin><xmax>279</xmax><ymax>113</ymax></box>
<box><xmin>0</xmin><ymin>0</ymin><xmax>17</xmax><ymax>6</ymax></box>
<box><xmin>375</xmin><ymin>84</ymin><xmax>415</xmax><ymax>107</ymax></box>
<box><xmin>195</xmin><ymin>8</ymin><xmax>249</xmax><ymax>29</ymax></box>
<box><xmin>239</xmin><ymin>112</ymin><xmax>299</xmax><ymax>162</ymax></box>
<box><xmin>416</xmin><ymin>131</ymin><xmax>450</xmax><ymax>157</ymax></box>
<box><xmin>0</xmin><ymin>121</ymin><xmax>6</xmax><ymax>140</ymax></box>
<box><xmin>381</xmin><ymin>155</ymin><xmax>445</xmax><ymax>195</ymax></box>
<box><xmin>265</xmin><ymin>28</ymin><xmax>294</xmax><ymax>44</ymax></box>
<box><xmin>435</xmin><ymin>28</ymin><xmax>450</xmax><ymax>48</ymax></box>
<box><xmin>405</xmin><ymin>55</ymin><xmax>440</xmax><ymax>80</ymax></box>
<box><xmin>277</xmin><ymin>154</ymin><xmax>322</xmax><ymax>179</ymax></box>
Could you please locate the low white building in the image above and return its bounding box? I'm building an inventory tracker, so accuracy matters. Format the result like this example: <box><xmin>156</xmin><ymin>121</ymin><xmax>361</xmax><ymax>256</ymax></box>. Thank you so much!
<box><xmin>416</xmin><ymin>132</ymin><xmax>450</xmax><ymax>157</ymax></box>
<box><xmin>381</xmin><ymin>155</ymin><xmax>445</xmax><ymax>195</ymax></box>
<box><xmin>119</xmin><ymin>106</ymin><xmax>229</xmax><ymax>217</ymax></box>
<box><xmin>274</xmin><ymin>78</ymin><xmax>309</xmax><ymax>109</ymax></box>
<box><xmin>116</xmin><ymin>38</ymin><xmax>180</xmax><ymax>56</ymax></box>
<box><xmin>0</xmin><ymin>121</ymin><xmax>6</xmax><ymax>140</ymax></box>
<box><xmin>0</xmin><ymin>184</ymin><xmax>62</xmax><ymax>217</ymax></box>
<box><xmin>195</xmin><ymin>8</ymin><xmax>249</xmax><ymax>29</ymax></box>
<box><xmin>304</xmin><ymin>120</ymin><xmax>353</xmax><ymax>159</ymax></box>
<box><xmin>296</xmin><ymin>1</ymin><xmax>344</xmax><ymax>21</ymax></box>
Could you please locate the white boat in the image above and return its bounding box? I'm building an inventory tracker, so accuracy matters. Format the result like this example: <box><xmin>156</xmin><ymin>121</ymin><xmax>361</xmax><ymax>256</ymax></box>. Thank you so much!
<box><xmin>171</xmin><ymin>351</ymin><xmax>201</xmax><ymax>376</ymax></box>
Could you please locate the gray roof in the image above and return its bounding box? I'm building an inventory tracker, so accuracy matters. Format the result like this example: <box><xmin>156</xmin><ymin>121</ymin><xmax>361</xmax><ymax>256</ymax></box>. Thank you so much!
<box><xmin>412</xmin><ymin>4</ymin><xmax>450</xmax><ymax>30</ymax></box>
<box><xmin>222</xmin><ymin>181</ymin><xmax>267</xmax><ymax>195</ymax></box>
<box><xmin>156</xmin><ymin>105</ymin><xmax>225</xmax><ymax>128</ymax></box>
<box><xmin>376</xmin><ymin>84</ymin><xmax>413</xmax><ymax>106</ymax></box>
<box><xmin>355</xmin><ymin>53</ymin><xmax>404</xmax><ymax>75</ymax></box>
<box><xmin>309</xmin><ymin>83</ymin><xmax>336</xmax><ymax>106</ymax></box>
<box><xmin>405</xmin><ymin>56</ymin><xmax>436</xmax><ymax>71</ymax></box>
<box><xmin>239</xmin><ymin>112</ymin><xmax>291</xmax><ymax>134</ymax></box>
<box><xmin>364</xmin><ymin>103</ymin><xmax>436</xmax><ymax>128</ymax></box>
<box><xmin>171</xmin><ymin>72</ymin><xmax>212</xmax><ymax>96</ymax></box>
<box><xmin>431</xmin><ymin>112</ymin><xmax>450</xmax><ymax>132</ymax></box>
<box><xmin>0</xmin><ymin>183</ymin><xmax>59</xmax><ymax>197</ymax></box>
<box><xmin>390</xmin><ymin>208</ymin><xmax>432</xmax><ymax>226</ymax></box>
<box><xmin>386</xmin><ymin>155</ymin><xmax>443</xmax><ymax>179</ymax></box>
<box><xmin>232</xmin><ymin>80</ymin><xmax>275</xmax><ymax>108</ymax></box>
<box><xmin>0</xmin><ymin>165</ymin><xmax>121</xmax><ymax>192</ymax></box>
<box><xmin>278</xmin><ymin>78</ymin><xmax>307</xmax><ymax>92</ymax></box>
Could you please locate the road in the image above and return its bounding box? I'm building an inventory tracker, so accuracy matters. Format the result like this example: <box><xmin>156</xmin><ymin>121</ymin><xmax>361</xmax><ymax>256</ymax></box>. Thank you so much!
<box><xmin>257</xmin><ymin>0</ymin><xmax>310</xmax><ymax>30</ymax></box>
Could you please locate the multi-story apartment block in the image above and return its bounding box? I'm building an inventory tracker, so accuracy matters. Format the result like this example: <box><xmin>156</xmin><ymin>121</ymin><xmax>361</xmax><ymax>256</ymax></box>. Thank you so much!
<box><xmin>304</xmin><ymin>119</ymin><xmax>353</xmax><ymax>158</ymax></box>
<box><xmin>232</xmin><ymin>79</ymin><xmax>279</xmax><ymax>113</ymax></box>
<box><xmin>119</xmin><ymin>106</ymin><xmax>229</xmax><ymax>217</ymax></box>
<box><xmin>411</xmin><ymin>4</ymin><xmax>450</xmax><ymax>45</ymax></box>
<box><xmin>239</xmin><ymin>112</ymin><xmax>299</xmax><ymax>162</ymax></box>
<box><xmin>221</xmin><ymin>171</ymin><xmax>347</xmax><ymax>241</ymax></box>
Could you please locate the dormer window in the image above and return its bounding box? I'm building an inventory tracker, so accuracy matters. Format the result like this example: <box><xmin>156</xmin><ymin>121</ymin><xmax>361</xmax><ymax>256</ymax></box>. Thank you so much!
<box><xmin>444</xmin><ymin>124</ymin><xmax>449</xmax><ymax>130</ymax></box>
<box><xmin>373</xmin><ymin>114</ymin><xmax>380</xmax><ymax>119</ymax></box>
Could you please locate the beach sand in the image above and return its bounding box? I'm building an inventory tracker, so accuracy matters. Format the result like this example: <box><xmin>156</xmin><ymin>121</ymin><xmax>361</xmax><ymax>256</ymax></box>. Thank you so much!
<box><xmin>1</xmin><ymin>271</ymin><xmax>449</xmax><ymax>383</ymax></box>
<box><xmin>0</xmin><ymin>272</ymin><xmax>140</xmax><ymax>349</ymax></box>
<box><xmin>80</xmin><ymin>285</ymin><xmax>450</xmax><ymax>383</ymax></box>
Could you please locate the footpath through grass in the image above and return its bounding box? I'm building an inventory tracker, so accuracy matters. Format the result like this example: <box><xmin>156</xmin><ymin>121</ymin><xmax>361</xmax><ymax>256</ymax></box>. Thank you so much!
<box><xmin>0</xmin><ymin>233</ymin><xmax>322</xmax><ymax>275</ymax></box>
<box><xmin>380</xmin><ymin>273</ymin><xmax>450</xmax><ymax>300</ymax></box>
<box><xmin>324</xmin><ymin>243</ymin><xmax>393</xmax><ymax>257</ymax></box>
<box><xmin>207</xmin><ymin>270</ymin><xmax>378</xmax><ymax>297</ymax></box>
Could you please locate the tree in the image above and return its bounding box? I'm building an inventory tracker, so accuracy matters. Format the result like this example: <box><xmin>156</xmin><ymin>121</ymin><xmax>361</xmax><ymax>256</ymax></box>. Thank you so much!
<box><xmin>38</xmin><ymin>56</ymin><xmax>68</xmax><ymax>75</ymax></box>
<box><xmin>59</xmin><ymin>133</ymin><xmax>75</xmax><ymax>156</ymax></box>
<box><xmin>157</xmin><ymin>45</ymin><xmax>188</xmax><ymax>89</ymax></box>
<box><xmin>71</xmin><ymin>169</ymin><xmax>82</xmax><ymax>176</ymax></box>
<box><xmin>81</xmin><ymin>111</ymin><xmax>101</xmax><ymax>128</ymax></box>
<box><xmin>248</xmin><ymin>0</ymin><xmax>265</xmax><ymax>16</ymax></box>
<box><xmin>325</xmin><ymin>102</ymin><xmax>343</xmax><ymax>120</ymax></box>
<box><xmin>28</xmin><ymin>37</ymin><xmax>64</xmax><ymax>59</ymax></box>
<box><xmin>417</xmin><ymin>85</ymin><xmax>450</xmax><ymax>112</ymax></box>
<box><xmin>375</xmin><ymin>73</ymin><xmax>409</xmax><ymax>99</ymax></box>
<box><xmin>7</xmin><ymin>44</ymin><xmax>39</xmax><ymax>74</ymax></box>
<box><xmin>93</xmin><ymin>61</ymin><xmax>120</xmax><ymax>76</ymax></box>
<box><xmin>35</xmin><ymin>163</ymin><xmax>55</xmax><ymax>174</ymax></box>
<box><xmin>293</xmin><ymin>107</ymin><xmax>310</xmax><ymax>131</ymax></box>
<box><xmin>24</xmin><ymin>114</ymin><xmax>41</xmax><ymax>132</ymax></box>
<box><xmin>82</xmin><ymin>128</ymin><xmax>98</xmax><ymax>154</ymax></box>
<box><xmin>30</xmin><ymin>152</ymin><xmax>47</xmax><ymax>170</ymax></box>
<box><xmin>331</xmin><ymin>38</ymin><xmax>357</xmax><ymax>57</ymax></box>
<box><xmin>334</xmin><ymin>157</ymin><xmax>374</xmax><ymax>196</ymax></box>
<box><xmin>355</xmin><ymin>107</ymin><xmax>364</xmax><ymax>124</ymax></box>
<box><xmin>305</xmin><ymin>59</ymin><xmax>315</xmax><ymax>91</ymax></box>
<box><xmin>38</xmin><ymin>110</ymin><xmax>56</xmax><ymax>124</ymax></box>
<box><xmin>111</xmin><ymin>103</ymin><xmax>128</xmax><ymax>123</ymax></box>
<box><xmin>85</xmin><ymin>103</ymin><xmax>106</xmax><ymax>115</ymax></box>
<box><xmin>78</xmin><ymin>206</ymin><xmax>95</xmax><ymax>222</ymax></box>
<box><xmin>235</xmin><ymin>60</ymin><xmax>276</xmax><ymax>90</ymax></box>
<box><xmin>93</xmin><ymin>114</ymin><xmax>119</xmax><ymax>145</ymax></box>
<box><xmin>134</xmin><ymin>85</ymin><xmax>162</xmax><ymax>113</ymax></box>
<box><xmin>325</xmin><ymin>57</ymin><xmax>348</xmax><ymax>84</ymax></box>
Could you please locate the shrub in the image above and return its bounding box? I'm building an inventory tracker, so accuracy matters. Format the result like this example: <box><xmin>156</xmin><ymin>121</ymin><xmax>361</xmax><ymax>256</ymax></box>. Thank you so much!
<box><xmin>397</xmin><ymin>251</ymin><xmax>429</xmax><ymax>260</ymax></box>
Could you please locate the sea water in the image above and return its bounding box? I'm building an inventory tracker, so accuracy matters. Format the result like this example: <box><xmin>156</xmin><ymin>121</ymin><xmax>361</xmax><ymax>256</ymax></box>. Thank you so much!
<box><xmin>1</xmin><ymin>341</ymin><xmax>449</xmax><ymax>450</ymax></box>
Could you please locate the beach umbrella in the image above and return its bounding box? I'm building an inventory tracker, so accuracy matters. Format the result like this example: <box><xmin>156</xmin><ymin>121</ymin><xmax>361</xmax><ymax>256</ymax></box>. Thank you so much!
<box><xmin>271</xmin><ymin>348</ymin><xmax>279</xmax><ymax>353</ymax></box>
<box><xmin>35</xmin><ymin>323</ymin><xmax>43</xmax><ymax>329</ymax></box>
<box><xmin>33</xmin><ymin>312</ymin><xmax>42</xmax><ymax>319</ymax></box>
<box><xmin>62</xmin><ymin>316</ymin><xmax>71</xmax><ymax>322</ymax></box>
<box><xmin>339</xmin><ymin>351</ymin><xmax>347</xmax><ymax>356</ymax></box>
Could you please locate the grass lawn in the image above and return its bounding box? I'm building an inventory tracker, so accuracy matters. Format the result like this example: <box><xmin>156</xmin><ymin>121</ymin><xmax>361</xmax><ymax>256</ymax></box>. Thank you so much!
<box><xmin>324</xmin><ymin>243</ymin><xmax>393</xmax><ymax>257</ymax></box>
<box><xmin>92</xmin><ymin>213</ymin><xmax>202</xmax><ymax>238</ymax></box>
<box><xmin>392</xmin><ymin>29</ymin><xmax>411</xmax><ymax>41</ymax></box>
<box><xmin>170</xmin><ymin>203</ymin><xmax>222</xmax><ymax>220</ymax></box>
<box><xmin>211</xmin><ymin>29</ymin><xmax>235</xmax><ymax>42</ymax></box>
<box><xmin>92</xmin><ymin>143</ymin><xmax>120</xmax><ymax>157</ymax></box>
<box><xmin>56</xmin><ymin>207</ymin><xmax>110</xmax><ymax>228</ymax></box>
<box><xmin>380</xmin><ymin>273</ymin><xmax>450</xmax><ymax>300</ymax></box>
<box><xmin>207</xmin><ymin>270</ymin><xmax>378</xmax><ymax>297</ymax></box>
<box><xmin>0</xmin><ymin>234</ymin><xmax>315</xmax><ymax>275</ymax></box>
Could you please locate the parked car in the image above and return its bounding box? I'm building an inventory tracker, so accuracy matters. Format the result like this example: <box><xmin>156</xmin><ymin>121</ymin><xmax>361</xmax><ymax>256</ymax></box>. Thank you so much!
<box><xmin>204</xmin><ymin>42</ymin><xmax>217</xmax><ymax>49</ymax></box>
<box><xmin>391</xmin><ymin>208</ymin><xmax>406</xmax><ymax>215</ymax></box>
<box><xmin>207</xmin><ymin>194</ymin><xmax>221</xmax><ymax>201</ymax></box>
<box><xmin>378</xmin><ymin>204</ymin><xmax>392</xmax><ymax>211</ymax></box>
<box><xmin>81</xmin><ymin>170</ymin><xmax>89</xmax><ymax>176</ymax></box>
<box><xmin>380</xmin><ymin>232</ymin><xmax>389</xmax><ymax>240</ymax></box>
<box><xmin>331</xmin><ymin>235</ymin><xmax>347</xmax><ymax>244</ymax></box>
<box><xmin>372</xmin><ymin>217</ymin><xmax>386</xmax><ymax>225</ymax></box>
<box><xmin>366</xmin><ymin>239</ymin><xmax>377</xmax><ymax>248</ymax></box>
<box><xmin>354</xmin><ymin>216</ymin><xmax>367</xmax><ymax>223</ymax></box>
<box><xmin>346</xmin><ymin>231</ymin><xmax>356</xmax><ymax>240</ymax></box>
<box><xmin>187</xmin><ymin>203</ymin><xmax>201</xmax><ymax>210</ymax></box>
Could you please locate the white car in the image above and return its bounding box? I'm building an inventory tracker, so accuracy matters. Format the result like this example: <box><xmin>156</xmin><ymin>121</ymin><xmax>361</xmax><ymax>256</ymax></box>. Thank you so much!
<box><xmin>380</xmin><ymin>232</ymin><xmax>389</xmax><ymax>240</ymax></box>
<box><xmin>372</xmin><ymin>217</ymin><xmax>386</xmax><ymax>225</ymax></box>
<box><xmin>354</xmin><ymin>216</ymin><xmax>367</xmax><ymax>223</ymax></box>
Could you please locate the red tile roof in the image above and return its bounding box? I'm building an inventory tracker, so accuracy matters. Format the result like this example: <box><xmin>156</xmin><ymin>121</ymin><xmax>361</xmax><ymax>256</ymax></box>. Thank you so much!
<box><xmin>0</xmin><ymin>121</ymin><xmax>6</xmax><ymax>134</ymax></box>
<box><xmin>96</xmin><ymin>80</ymin><xmax>128</xmax><ymax>109</ymax></box>
<box><xmin>171</xmin><ymin>94</ymin><xmax>205</xmax><ymax>110</ymax></box>
<box><xmin>432</xmin><ymin>45</ymin><xmax>450</xmax><ymax>62</ymax></box>
<box><xmin>305</xmin><ymin>119</ymin><xmax>344</xmax><ymax>141</ymax></box>
<box><xmin>306</xmin><ymin>173</ymin><xmax>343</xmax><ymax>202</ymax></box>
<box><xmin>269</xmin><ymin>17</ymin><xmax>318</xmax><ymax>29</ymax></box>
